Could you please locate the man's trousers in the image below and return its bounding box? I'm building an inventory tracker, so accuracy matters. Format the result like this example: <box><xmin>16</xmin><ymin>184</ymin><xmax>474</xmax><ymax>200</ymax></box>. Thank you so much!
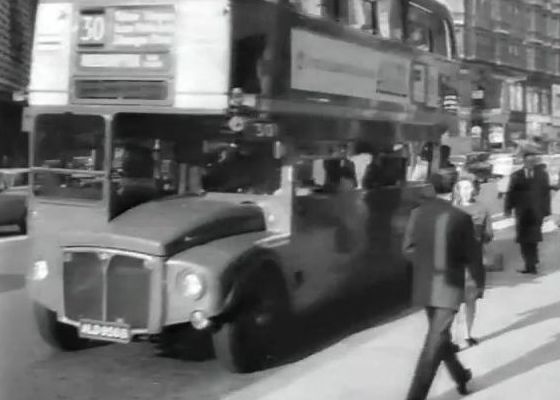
<box><xmin>406</xmin><ymin>306</ymin><xmax>469</xmax><ymax>400</ymax></box>
<box><xmin>520</xmin><ymin>242</ymin><xmax>539</xmax><ymax>272</ymax></box>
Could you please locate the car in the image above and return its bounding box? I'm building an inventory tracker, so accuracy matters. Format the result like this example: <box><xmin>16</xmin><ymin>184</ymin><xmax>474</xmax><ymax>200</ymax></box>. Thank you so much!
<box><xmin>541</xmin><ymin>154</ymin><xmax>560</xmax><ymax>186</ymax></box>
<box><xmin>0</xmin><ymin>168</ymin><xmax>29</xmax><ymax>234</ymax></box>
<box><xmin>489</xmin><ymin>152</ymin><xmax>521</xmax><ymax>178</ymax></box>
<box><xmin>464</xmin><ymin>152</ymin><xmax>493</xmax><ymax>182</ymax></box>
<box><xmin>449</xmin><ymin>154</ymin><xmax>466</xmax><ymax>174</ymax></box>
<box><xmin>495</xmin><ymin>154</ymin><xmax>560</xmax><ymax>198</ymax></box>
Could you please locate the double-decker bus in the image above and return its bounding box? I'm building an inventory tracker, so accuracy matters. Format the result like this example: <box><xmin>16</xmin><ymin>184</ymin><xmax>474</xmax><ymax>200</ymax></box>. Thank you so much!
<box><xmin>26</xmin><ymin>0</ymin><xmax>461</xmax><ymax>372</ymax></box>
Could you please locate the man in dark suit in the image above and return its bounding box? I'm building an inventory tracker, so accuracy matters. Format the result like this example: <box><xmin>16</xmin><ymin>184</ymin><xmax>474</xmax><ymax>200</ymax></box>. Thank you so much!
<box><xmin>504</xmin><ymin>150</ymin><xmax>551</xmax><ymax>274</ymax></box>
<box><xmin>403</xmin><ymin>179</ymin><xmax>485</xmax><ymax>400</ymax></box>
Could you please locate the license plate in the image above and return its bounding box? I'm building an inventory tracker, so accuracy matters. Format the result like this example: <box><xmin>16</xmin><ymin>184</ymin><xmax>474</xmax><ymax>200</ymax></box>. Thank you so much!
<box><xmin>79</xmin><ymin>319</ymin><xmax>131</xmax><ymax>344</ymax></box>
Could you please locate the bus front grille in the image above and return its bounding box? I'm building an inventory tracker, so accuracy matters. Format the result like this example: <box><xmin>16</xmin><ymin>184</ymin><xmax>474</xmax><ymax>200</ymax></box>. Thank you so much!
<box><xmin>63</xmin><ymin>251</ymin><xmax>152</xmax><ymax>329</ymax></box>
<box><xmin>63</xmin><ymin>252</ymin><xmax>104</xmax><ymax>322</ymax></box>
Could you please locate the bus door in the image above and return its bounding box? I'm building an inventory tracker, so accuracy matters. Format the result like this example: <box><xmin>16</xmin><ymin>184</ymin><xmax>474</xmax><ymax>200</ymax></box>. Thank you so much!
<box><xmin>289</xmin><ymin>152</ymin><xmax>368</xmax><ymax>310</ymax></box>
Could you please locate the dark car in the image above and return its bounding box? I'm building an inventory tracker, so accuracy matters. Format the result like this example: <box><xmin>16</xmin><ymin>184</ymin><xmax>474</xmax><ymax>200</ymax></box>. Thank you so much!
<box><xmin>0</xmin><ymin>168</ymin><xmax>28</xmax><ymax>234</ymax></box>
<box><xmin>465</xmin><ymin>152</ymin><xmax>493</xmax><ymax>182</ymax></box>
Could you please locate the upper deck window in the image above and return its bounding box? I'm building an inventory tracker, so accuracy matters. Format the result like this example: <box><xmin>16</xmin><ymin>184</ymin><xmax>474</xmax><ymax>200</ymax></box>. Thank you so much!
<box><xmin>377</xmin><ymin>0</ymin><xmax>406</xmax><ymax>40</ymax></box>
<box><xmin>293</xmin><ymin>0</ymin><xmax>380</xmax><ymax>33</ymax></box>
<box><xmin>407</xmin><ymin>1</ymin><xmax>454</xmax><ymax>59</ymax></box>
<box><xmin>231</xmin><ymin>2</ymin><xmax>275</xmax><ymax>94</ymax></box>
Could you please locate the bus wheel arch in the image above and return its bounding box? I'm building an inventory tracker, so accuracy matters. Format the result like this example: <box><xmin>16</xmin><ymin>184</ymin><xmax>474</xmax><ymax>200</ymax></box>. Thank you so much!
<box><xmin>213</xmin><ymin>257</ymin><xmax>292</xmax><ymax>373</ymax></box>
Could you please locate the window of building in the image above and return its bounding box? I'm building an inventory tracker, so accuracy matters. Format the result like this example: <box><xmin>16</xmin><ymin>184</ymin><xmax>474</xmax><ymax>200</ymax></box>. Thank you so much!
<box><xmin>553</xmin><ymin>86</ymin><xmax>560</xmax><ymax>116</ymax></box>
<box><xmin>540</xmin><ymin>10</ymin><xmax>548</xmax><ymax>37</ymax></box>
<box><xmin>515</xmin><ymin>83</ymin><xmax>524</xmax><ymax>112</ymax></box>
<box><xmin>526</xmin><ymin>87</ymin><xmax>541</xmax><ymax>114</ymax></box>
<box><xmin>547</xmin><ymin>12</ymin><xmax>556</xmax><ymax>37</ymax></box>
<box><xmin>490</xmin><ymin>0</ymin><xmax>501</xmax><ymax>21</ymax></box>
<box><xmin>294</xmin><ymin>0</ymin><xmax>322</xmax><ymax>16</ymax></box>
<box><xmin>528</xmin><ymin>7</ymin><xmax>538</xmax><ymax>33</ymax></box>
<box><xmin>541</xmin><ymin>89</ymin><xmax>551</xmax><ymax>115</ymax></box>
<box><xmin>9</xmin><ymin>0</ymin><xmax>25</xmax><ymax>64</ymax></box>
<box><xmin>527</xmin><ymin>46</ymin><xmax>536</xmax><ymax>70</ymax></box>
<box><xmin>321</xmin><ymin>0</ymin><xmax>349</xmax><ymax>22</ymax></box>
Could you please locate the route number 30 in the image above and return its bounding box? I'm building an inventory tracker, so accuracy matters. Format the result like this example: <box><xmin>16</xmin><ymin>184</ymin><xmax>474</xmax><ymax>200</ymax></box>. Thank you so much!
<box><xmin>79</xmin><ymin>14</ymin><xmax>106</xmax><ymax>44</ymax></box>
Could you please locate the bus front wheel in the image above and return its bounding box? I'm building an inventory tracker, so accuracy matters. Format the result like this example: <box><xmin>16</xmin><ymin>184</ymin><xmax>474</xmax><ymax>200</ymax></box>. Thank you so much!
<box><xmin>32</xmin><ymin>302</ymin><xmax>90</xmax><ymax>351</ymax></box>
<box><xmin>213</xmin><ymin>266</ymin><xmax>291</xmax><ymax>373</ymax></box>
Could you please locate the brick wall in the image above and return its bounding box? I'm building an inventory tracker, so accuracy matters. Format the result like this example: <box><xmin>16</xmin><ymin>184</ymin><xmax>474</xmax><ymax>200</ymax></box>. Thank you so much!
<box><xmin>0</xmin><ymin>0</ymin><xmax>37</xmax><ymax>94</ymax></box>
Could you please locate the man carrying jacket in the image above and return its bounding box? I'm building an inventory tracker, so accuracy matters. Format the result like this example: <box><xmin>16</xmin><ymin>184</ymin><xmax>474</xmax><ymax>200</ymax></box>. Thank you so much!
<box><xmin>403</xmin><ymin>178</ymin><xmax>485</xmax><ymax>400</ymax></box>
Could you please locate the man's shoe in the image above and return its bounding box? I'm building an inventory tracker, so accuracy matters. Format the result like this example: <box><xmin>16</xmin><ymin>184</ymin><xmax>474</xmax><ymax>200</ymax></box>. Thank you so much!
<box><xmin>450</xmin><ymin>343</ymin><xmax>461</xmax><ymax>353</ymax></box>
<box><xmin>518</xmin><ymin>269</ymin><xmax>537</xmax><ymax>274</ymax></box>
<box><xmin>456</xmin><ymin>369</ymin><xmax>472</xmax><ymax>395</ymax></box>
<box><xmin>465</xmin><ymin>337</ymin><xmax>479</xmax><ymax>347</ymax></box>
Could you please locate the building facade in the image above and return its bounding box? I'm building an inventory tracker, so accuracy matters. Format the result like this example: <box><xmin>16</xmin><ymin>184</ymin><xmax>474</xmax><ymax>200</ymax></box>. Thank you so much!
<box><xmin>0</xmin><ymin>0</ymin><xmax>37</xmax><ymax>166</ymax></box>
<box><xmin>447</xmin><ymin>0</ymin><xmax>560</xmax><ymax>152</ymax></box>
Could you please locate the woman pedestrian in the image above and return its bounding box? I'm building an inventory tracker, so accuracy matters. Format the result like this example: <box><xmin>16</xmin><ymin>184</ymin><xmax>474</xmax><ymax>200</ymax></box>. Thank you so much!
<box><xmin>451</xmin><ymin>174</ymin><xmax>493</xmax><ymax>347</ymax></box>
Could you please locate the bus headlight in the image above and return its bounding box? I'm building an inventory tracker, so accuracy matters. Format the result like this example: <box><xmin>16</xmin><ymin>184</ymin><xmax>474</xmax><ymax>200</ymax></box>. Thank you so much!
<box><xmin>176</xmin><ymin>270</ymin><xmax>206</xmax><ymax>300</ymax></box>
<box><xmin>30</xmin><ymin>260</ymin><xmax>49</xmax><ymax>281</ymax></box>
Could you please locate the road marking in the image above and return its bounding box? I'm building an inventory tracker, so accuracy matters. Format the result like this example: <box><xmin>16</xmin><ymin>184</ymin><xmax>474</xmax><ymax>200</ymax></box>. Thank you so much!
<box><xmin>492</xmin><ymin>218</ymin><xmax>515</xmax><ymax>231</ymax></box>
<box><xmin>0</xmin><ymin>235</ymin><xmax>27</xmax><ymax>244</ymax></box>
<box><xmin>491</xmin><ymin>218</ymin><xmax>558</xmax><ymax>233</ymax></box>
<box><xmin>542</xmin><ymin>220</ymin><xmax>557</xmax><ymax>233</ymax></box>
<box><xmin>491</xmin><ymin>212</ymin><xmax>504</xmax><ymax>220</ymax></box>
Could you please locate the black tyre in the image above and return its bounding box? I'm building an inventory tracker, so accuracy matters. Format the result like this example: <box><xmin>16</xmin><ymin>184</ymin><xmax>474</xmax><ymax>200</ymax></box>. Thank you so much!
<box><xmin>213</xmin><ymin>266</ymin><xmax>291</xmax><ymax>373</ymax></box>
<box><xmin>33</xmin><ymin>302</ymin><xmax>90</xmax><ymax>351</ymax></box>
<box><xmin>158</xmin><ymin>323</ymin><xmax>214</xmax><ymax>361</ymax></box>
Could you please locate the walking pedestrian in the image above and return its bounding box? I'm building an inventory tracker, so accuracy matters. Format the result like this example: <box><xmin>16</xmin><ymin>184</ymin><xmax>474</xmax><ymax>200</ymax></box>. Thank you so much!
<box><xmin>504</xmin><ymin>148</ymin><xmax>551</xmax><ymax>274</ymax></box>
<box><xmin>451</xmin><ymin>175</ymin><xmax>492</xmax><ymax>348</ymax></box>
<box><xmin>403</xmin><ymin>174</ymin><xmax>485</xmax><ymax>399</ymax></box>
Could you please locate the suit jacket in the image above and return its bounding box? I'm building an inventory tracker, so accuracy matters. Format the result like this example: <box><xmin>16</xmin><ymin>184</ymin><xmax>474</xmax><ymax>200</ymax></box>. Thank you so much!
<box><xmin>504</xmin><ymin>165</ymin><xmax>550</xmax><ymax>243</ymax></box>
<box><xmin>402</xmin><ymin>198</ymin><xmax>484</xmax><ymax>311</ymax></box>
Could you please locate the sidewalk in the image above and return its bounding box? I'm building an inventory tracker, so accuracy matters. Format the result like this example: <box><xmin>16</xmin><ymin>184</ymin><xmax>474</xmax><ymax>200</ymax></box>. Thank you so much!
<box><xmin>225</xmin><ymin>230</ymin><xmax>560</xmax><ymax>400</ymax></box>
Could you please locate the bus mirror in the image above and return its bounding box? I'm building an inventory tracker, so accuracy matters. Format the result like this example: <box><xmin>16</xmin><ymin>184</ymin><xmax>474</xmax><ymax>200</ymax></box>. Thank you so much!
<box><xmin>273</xmin><ymin>141</ymin><xmax>285</xmax><ymax>159</ymax></box>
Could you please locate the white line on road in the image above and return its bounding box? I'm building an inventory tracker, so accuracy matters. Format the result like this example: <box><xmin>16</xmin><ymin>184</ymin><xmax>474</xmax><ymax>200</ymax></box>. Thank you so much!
<box><xmin>491</xmin><ymin>212</ymin><xmax>504</xmax><ymax>220</ymax></box>
<box><xmin>492</xmin><ymin>218</ymin><xmax>558</xmax><ymax>233</ymax></box>
<box><xmin>493</xmin><ymin>218</ymin><xmax>515</xmax><ymax>231</ymax></box>
<box><xmin>0</xmin><ymin>236</ymin><xmax>27</xmax><ymax>244</ymax></box>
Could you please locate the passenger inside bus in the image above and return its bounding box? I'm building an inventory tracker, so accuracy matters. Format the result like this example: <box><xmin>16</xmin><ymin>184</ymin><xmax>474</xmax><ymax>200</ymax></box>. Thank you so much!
<box><xmin>321</xmin><ymin>158</ymin><xmax>358</xmax><ymax>192</ymax></box>
<box><xmin>231</xmin><ymin>34</ymin><xmax>268</xmax><ymax>94</ymax></box>
<box><xmin>111</xmin><ymin>144</ymin><xmax>159</xmax><ymax>215</ymax></box>
<box><xmin>201</xmin><ymin>141</ymin><xmax>281</xmax><ymax>195</ymax></box>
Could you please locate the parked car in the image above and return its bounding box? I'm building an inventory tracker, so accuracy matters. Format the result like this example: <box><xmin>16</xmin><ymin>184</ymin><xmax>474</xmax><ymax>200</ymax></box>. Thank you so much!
<box><xmin>0</xmin><ymin>168</ymin><xmax>29</xmax><ymax>233</ymax></box>
<box><xmin>494</xmin><ymin>153</ymin><xmax>560</xmax><ymax>197</ymax></box>
<box><xmin>489</xmin><ymin>152</ymin><xmax>521</xmax><ymax>178</ymax></box>
<box><xmin>465</xmin><ymin>151</ymin><xmax>493</xmax><ymax>182</ymax></box>
<box><xmin>541</xmin><ymin>154</ymin><xmax>560</xmax><ymax>186</ymax></box>
<box><xmin>449</xmin><ymin>154</ymin><xmax>466</xmax><ymax>175</ymax></box>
